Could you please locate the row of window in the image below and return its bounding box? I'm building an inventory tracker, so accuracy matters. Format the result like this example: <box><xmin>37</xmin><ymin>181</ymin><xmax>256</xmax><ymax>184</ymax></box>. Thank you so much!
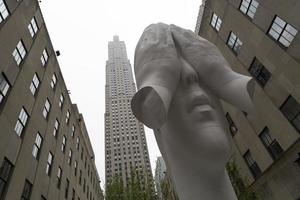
<box><xmin>210</xmin><ymin>0</ymin><xmax>298</xmax><ymax>50</ymax></box>
<box><xmin>225</xmin><ymin>93</ymin><xmax>300</xmax><ymax>179</ymax></box>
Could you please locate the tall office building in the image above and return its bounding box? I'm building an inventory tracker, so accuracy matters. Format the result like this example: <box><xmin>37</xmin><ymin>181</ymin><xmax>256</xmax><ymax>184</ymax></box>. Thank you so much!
<box><xmin>104</xmin><ymin>36</ymin><xmax>152</xmax><ymax>185</ymax></box>
<box><xmin>195</xmin><ymin>0</ymin><xmax>300</xmax><ymax>199</ymax></box>
<box><xmin>0</xmin><ymin>0</ymin><xmax>103</xmax><ymax>200</ymax></box>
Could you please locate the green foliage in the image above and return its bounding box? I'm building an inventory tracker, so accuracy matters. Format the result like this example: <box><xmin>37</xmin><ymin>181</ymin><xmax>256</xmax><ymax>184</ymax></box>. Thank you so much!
<box><xmin>160</xmin><ymin>176</ymin><xmax>179</xmax><ymax>200</ymax></box>
<box><xmin>105</xmin><ymin>169</ymin><xmax>157</xmax><ymax>200</ymax></box>
<box><xmin>226</xmin><ymin>160</ymin><xmax>258</xmax><ymax>200</ymax></box>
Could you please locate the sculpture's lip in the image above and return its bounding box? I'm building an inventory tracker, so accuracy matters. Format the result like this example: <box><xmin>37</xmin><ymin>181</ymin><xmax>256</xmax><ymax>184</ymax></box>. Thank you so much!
<box><xmin>188</xmin><ymin>94</ymin><xmax>211</xmax><ymax>113</ymax></box>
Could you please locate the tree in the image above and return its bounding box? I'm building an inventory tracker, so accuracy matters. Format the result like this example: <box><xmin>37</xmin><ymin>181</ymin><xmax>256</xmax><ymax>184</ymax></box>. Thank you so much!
<box><xmin>226</xmin><ymin>160</ymin><xmax>258</xmax><ymax>200</ymax></box>
<box><xmin>105</xmin><ymin>168</ymin><xmax>157</xmax><ymax>200</ymax></box>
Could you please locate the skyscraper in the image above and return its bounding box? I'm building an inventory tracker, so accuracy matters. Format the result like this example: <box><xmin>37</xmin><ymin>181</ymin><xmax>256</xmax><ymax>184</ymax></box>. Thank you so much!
<box><xmin>195</xmin><ymin>0</ymin><xmax>300</xmax><ymax>199</ymax></box>
<box><xmin>104</xmin><ymin>36</ymin><xmax>152</xmax><ymax>185</ymax></box>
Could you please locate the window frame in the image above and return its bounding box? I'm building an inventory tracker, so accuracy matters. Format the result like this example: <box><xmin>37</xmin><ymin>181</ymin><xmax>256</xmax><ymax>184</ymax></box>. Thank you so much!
<box><xmin>50</xmin><ymin>73</ymin><xmax>57</xmax><ymax>89</ymax></box>
<box><xmin>0</xmin><ymin>157</ymin><xmax>14</xmax><ymax>200</ymax></box>
<box><xmin>29</xmin><ymin>73</ymin><xmax>40</xmax><ymax>95</ymax></box>
<box><xmin>268</xmin><ymin>15</ymin><xmax>298</xmax><ymax>48</ymax></box>
<box><xmin>21</xmin><ymin>179</ymin><xmax>32</xmax><ymax>200</ymax></box>
<box><xmin>46</xmin><ymin>152</ymin><xmax>53</xmax><ymax>176</ymax></box>
<box><xmin>14</xmin><ymin>107</ymin><xmax>29</xmax><ymax>136</ymax></box>
<box><xmin>40</xmin><ymin>48</ymin><xmax>49</xmax><ymax>66</ymax></box>
<box><xmin>243</xmin><ymin>150</ymin><xmax>261</xmax><ymax>179</ymax></box>
<box><xmin>259</xmin><ymin>127</ymin><xmax>283</xmax><ymax>160</ymax></box>
<box><xmin>0</xmin><ymin>0</ymin><xmax>9</xmax><ymax>24</ymax></box>
<box><xmin>12</xmin><ymin>40</ymin><xmax>26</xmax><ymax>66</ymax></box>
<box><xmin>53</xmin><ymin>119</ymin><xmax>60</xmax><ymax>138</ymax></box>
<box><xmin>32</xmin><ymin>132</ymin><xmax>43</xmax><ymax>159</ymax></box>
<box><xmin>280</xmin><ymin>95</ymin><xmax>300</xmax><ymax>133</ymax></box>
<box><xmin>239</xmin><ymin>0</ymin><xmax>259</xmax><ymax>19</ymax></box>
<box><xmin>248</xmin><ymin>57</ymin><xmax>271</xmax><ymax>87</ymax></box>
<box><xmin>42</xmin><ymin>98</ymin><xmax>51</xmax><ymax>119</ymax></box>
<box><xmin>226</xmin><ymin>31</ymin><xmax>243</xmax><ymax>55</ymax></box>
<box><xmin>210</xmin><ymin>12</ymin><xmax>222</xmax><ymax>32</ymax></box>
<box><xmin>0</xmin><ymin>73</ymin><xmax>10</xmax><ymax>105</ymax></box>
<box><xmin>28</xmin><ymin>16</ymin><xmax>38</xmax><ymax>38</ymax></box>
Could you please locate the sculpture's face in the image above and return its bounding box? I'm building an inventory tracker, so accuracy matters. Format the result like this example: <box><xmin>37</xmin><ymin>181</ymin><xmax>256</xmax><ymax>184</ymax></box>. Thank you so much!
<box><xmin>160</xmin><ymin>60</ymin><xmax>231</xmax><ymax>168</ymax></box>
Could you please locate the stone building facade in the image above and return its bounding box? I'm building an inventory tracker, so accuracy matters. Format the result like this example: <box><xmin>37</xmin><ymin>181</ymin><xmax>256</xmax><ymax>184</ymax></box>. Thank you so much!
<box><xmin>196</xmin><ymin>0</ymin><xmax>300</xmax><ymax>199</ymax></box>
<box><xmin>0</xmin><ymin>0</ymin><xmax>103</xmax><ymax>199</ymax></box>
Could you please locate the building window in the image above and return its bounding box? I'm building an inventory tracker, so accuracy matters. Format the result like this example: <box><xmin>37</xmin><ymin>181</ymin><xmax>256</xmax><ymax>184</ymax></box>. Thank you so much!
<box><xmin>68</xmin><ymin>149</ymin><xmax>72</xmax><ymax>165</ymax></box>
<box><xmin>14</xmin><ymin>107</ymin><xmax>29</xmax><ymax>136</ymax></box>
<box><xmin>43</xmin><ymin>98</ymin><xmax>51</xmax><ymax>119</ymax></box>
<box><xmin>0</xmin><ymin>0</ymin><xmax>9</xmax><ymax>23</ymax></box>
<box><xmin>59</xmin><ymin>93</ymin><xmax>64</xmax><ymax>108</ymax></box>
<box><xmin>259</xmin><ymin>127</ymin><xmax>283</xmax><ymax>160</ymax></box>
<box><xmin>65</xmin><ymin>179</ymin><xmax>69</xmax><ymax>198</ymax></box>
<box><xmin>0</xmin><ymin>158</ymin><xmax>13</xmax><ymax>199</ymax></box>
<box><xmin>57</xmin><ymin>167</ymin><xmax>62</xmax><ymax>188</ymax></box>
<box><xmin>76</xmin><ymin>137</ymin><xmax>80</xmax><ymax>150</ymax></box>
<box><xmin>12</xmin><ymin>40</ymin><xmax>26</xmax><ymax>66</ymax></box>
<box><xmin>28</xmin><ymin>17</ymin><xmax>38</xmax><ymax>37</ymax></box>
<box><xmin>71</xmin><ymin>125</ymin><xmax>75</xmax><ymax>137</ymax></box>
<box><xmin>66</xmin><ymin>110</ymin><xmax>70</xmax><ymax>124</ymax></box>
<box><xmin>239</xmin><ymin>0</ymin><xmax>258</xmax><ymax>19</ymax></box>
<box><xmin>225</xmin><ymin>113</ymin><xmax>238</xmax><ymax>136</ymax></box>
<box><xmin>280</xmin><ymin>95</ymin><xmax>300</xmax><ymax>133</ymax></box>
<box><xmin>74</xmin><ymin>161</ymin><xmax>78</xmax><ymax>176</ymax></box>
<box><xmin>243</xmin><ymin>150</ymin><xmax>261</xmax><ymax>179</ymax></box>
<box><xmin>210</xmin><ymin>13</ymin><xmax>222</xmax><ymax>31</ymax></box>
<box><xmin>79</xmin><ymin>170</ymin><xmax>82</xmax><ymax>185</ymax></box>
<box><xmin>40</xmin><ymin>49</ymin><xmax>49</xmax><ymax>66</ymax></box>
<box><xmin>268</xmin><ymin>16</ymin><xmax>298</xmax><ymax>48</ymax></box>
<box><xmin>32</xmin><ymin>132</ymin><xmax>43</xmax><ymax>159</ymax></box>
<box><xmin>61</xmin><ymin>135</ymin><xmax>66</xmax><ymax>153</ymax></box>
<box><xmin>72</xmin><ymin>188</ymin><xmax>75</xmax><ymax>200</ymax></box>
<box><xmin>29</xmin><ymin>73</ymin><xmax>40</xmax><ymax>95</ymax></box>
<box><xmin>0</xmin><ymin>73</ymin><xmax>10</xmax><ymax>105</ymax></box>
<box><xmin>46</xmin><ymin>152</ymin><xmax>53</xmax><ymax>176</ymax></box>
<box><xmin>53</xmin><ymin>119</ymin><xmax>60</xmax><ymax>137</ymax></box>
<box><xmin>227</xmin><ymin>31</ymin><xmax>243</xmax><ymax>54</ymax></box>
<box><xmin>21</xmin><ymin>180</ymin><xmax>32</xmax><ymax>200</ymax></box>
<box><xmin>248</xmin><ymin>58</ymin><xmax>271</xmax><ymax>87</ymax></box>
<box><xmin>50</xmin><ymin>73</ymin><xmax>57</xmax><ymax>89</ymax></box>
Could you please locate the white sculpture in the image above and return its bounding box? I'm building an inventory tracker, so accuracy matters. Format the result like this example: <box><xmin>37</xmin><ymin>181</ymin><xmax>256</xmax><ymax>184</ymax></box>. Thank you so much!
<box><xmin>131</xmin><ymin>23</ymin><xmax>254</xmax><ymax>200</ymax></box>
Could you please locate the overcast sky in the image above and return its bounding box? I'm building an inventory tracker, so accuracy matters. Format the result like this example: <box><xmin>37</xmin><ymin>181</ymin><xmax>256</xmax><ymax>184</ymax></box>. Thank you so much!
<box><xmin>40</xmin><ymin>0</ymin><xmax>202</xmax><ymax>187</ymax></box>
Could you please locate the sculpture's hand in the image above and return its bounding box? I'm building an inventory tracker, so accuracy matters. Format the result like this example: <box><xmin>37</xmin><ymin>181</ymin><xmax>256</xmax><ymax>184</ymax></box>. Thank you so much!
<box><xmin>132</xmin><ymin>23</ymin><xmax>182</xmax><ymax>128</ymax></box>
<box><xmin>170</xmin><ymin>24</ymin><xmax>254</xmax><ymax>113</ymax></box>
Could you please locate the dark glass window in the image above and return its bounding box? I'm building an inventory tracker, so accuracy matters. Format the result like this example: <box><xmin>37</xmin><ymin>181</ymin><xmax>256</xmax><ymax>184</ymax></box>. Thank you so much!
<box><xmin>14</xmin><ymin>107</ymin><xmax>29</xmax><ymax>136</ymax></box>
<box><xmin>243</xmin><ymin>150</ymin><xmax>261</xmax><ymax>179</ymax></box>
<box><xmin>42</xmin><ymin>98</ymin><xmax>51</xmax><ymax>119</ymax></box>
<box><xmin>57</xmin><ymin>167</ymin><xmax>62</xmax><ymax>188</ymax></box>
<box><xmin>0</xmin><ymin>73</ymin><xmax>10</xmax><ymax>105</ymax></box>
<box><xmin>225</xmin><ymin>113</ymin><xmax>238</xmax><ymax>136</ymax></box>
<box><xmin>227</xmin><ymin>31</ymin><xmax>243</xmax><ymax>54</ymax></box>
<box><xmin>259</xmin><ymin>127</ymin><xmax>283</xmax><ymax>160</ymax></box>
<box><xmin>210</xmin><ymin>13</ymin><xmax>222</xmax><ymax>31</ymax></box>
<box><xmin>32</xmin><ymin>132</ymin><xmax>43</xmax><ymax>159</ymax></box>
<box><xmin>239</xmin><ymin>0</ymin><xmax>259</xmax><ymax>19</ymax></box>
<box><xmin>248</xmin><ymin>58</ymin><xmax>271</xmax><ymax>87</ymax></box>
<box><xmin>21</xmin><ymin>180</ymin><xmax>32</xmax><ymax>200</ymax></box>
<box><xmin>12</xmin><ymin>40</ymin><xmax>26</xmax><ymax>66</ymax></box>
<box><xmin>0</xmin><ymin>158</ymin><xmax>13</xmax><ymax>199</ymax></box>
<box><xmin>61</xmin><ymin>135</ymin><xmax>66</xmax><ymax>153</ymax></box>
<box><xmin>28</xmin><ymin>17</ymin><xmax>38</xmax><ymax>37</ymax></box>
<box><xmin>280</xmin><ymin>95</ymin><xmax>300</xmax><ymax>133</ymax></box>
<box><xmin>65</xmin><ymin>179</ymin><xmax>69</xmax><ymax>198</ymax></box>
<box><xmin>0</xmin><ymin>0</ymin><xmax>9</xmax><ymax>23</ymax></box>
<box><xmin>41</xmin><ymin>49</ymin><xmax>48</xmax><ymax>66</ymax></box>
<box><xmin>29</xmin><ymin>73</ymin><xmax>40</xmax><ymax>95</ymax></box>
<box><xmin>268</xmin><ymin>16</ymin><xmax>298</xmax><ymax>48</ymax></box>
<box><xmin>46</xmin><ymin>152</ymin><xmax>53</xmax><ymax>176</ymax></box>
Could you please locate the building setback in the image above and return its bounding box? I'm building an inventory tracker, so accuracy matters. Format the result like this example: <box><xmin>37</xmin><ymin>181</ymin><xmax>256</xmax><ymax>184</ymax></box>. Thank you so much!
<box><xmin>195</xmin><ymin>0</ymin><xmax>300</xmax><ymax>199</ymax></box>
<box><xmin>104</xmin><ymin>36</ymin><xmax>152</xmax><ymax>185</ymax></box>
<box><xmin>0</xmin><ymin>0</ymin><xmax>103</xmax><ymax>199</ymax></box>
